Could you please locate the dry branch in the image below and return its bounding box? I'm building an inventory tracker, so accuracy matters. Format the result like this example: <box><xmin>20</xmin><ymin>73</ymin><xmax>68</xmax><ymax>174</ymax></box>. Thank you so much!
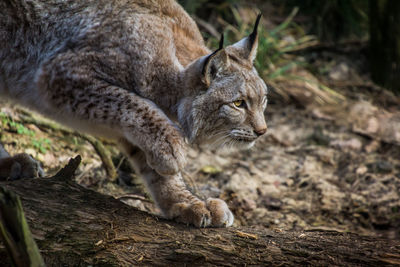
<box><xmin>0</xmin><ymin>157</ymin><xmax>399</xmax><ymax>266</ymax></box>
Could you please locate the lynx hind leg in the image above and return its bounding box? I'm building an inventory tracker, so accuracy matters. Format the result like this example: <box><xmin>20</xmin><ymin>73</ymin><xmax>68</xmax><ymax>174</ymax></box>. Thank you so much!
<box><xmin>119</xmin><ymin>140</ymin><xmax>233</xmax><ymax>227</ymax></box>
<box><xmin>0</xmin><ymin>153</ymin><xmax>45</xmax><ymax>181</ymax></box>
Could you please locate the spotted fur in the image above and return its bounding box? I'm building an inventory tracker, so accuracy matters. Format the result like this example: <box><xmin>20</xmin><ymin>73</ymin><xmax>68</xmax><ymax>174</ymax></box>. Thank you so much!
<box><xmin>0</xmin><ymin>0</ymin><xmax>267</xmax><ymax>227</ymax></box>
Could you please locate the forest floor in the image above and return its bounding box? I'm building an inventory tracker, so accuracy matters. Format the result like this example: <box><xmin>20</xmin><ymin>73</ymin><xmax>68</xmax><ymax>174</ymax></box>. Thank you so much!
<box><xmin>1</xmin><ymin>13</ymin><xmax>400</xmax><ymax>241</ymax></box>
<box><xmin>1</xmin><ymin>60</ymin><xmax>399</xmax><ymax>241</ymax></box>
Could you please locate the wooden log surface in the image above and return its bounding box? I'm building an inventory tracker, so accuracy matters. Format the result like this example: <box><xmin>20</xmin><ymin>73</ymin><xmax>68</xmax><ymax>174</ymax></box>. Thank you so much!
<box><xmin>0</xmin><ymin>157</ymin><xmax>399</xmax><ymax>266</ymax></box>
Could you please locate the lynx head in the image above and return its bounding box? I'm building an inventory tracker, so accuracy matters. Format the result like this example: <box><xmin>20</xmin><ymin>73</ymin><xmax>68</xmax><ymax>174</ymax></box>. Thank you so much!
<box><xmin>178</xmin><ymin>14</ymin><xmax>268</xmax><ymax>151</ymax></box>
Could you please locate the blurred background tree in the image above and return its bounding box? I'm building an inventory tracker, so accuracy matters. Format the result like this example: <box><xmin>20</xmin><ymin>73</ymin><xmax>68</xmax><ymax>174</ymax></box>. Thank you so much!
<box><xmin>282</xmin><ymin>0</ymin><xmax>369</xmax><ymax>42</ymax></box>
<box><xmin>369</xmin><ymin>0</ymin><xmax>400</xmax><ymax>93</ymax></box>
<box><xmin>179</xmin><ymin>0</ymin><xmax>399</xmax><ymax>94</ymax></box>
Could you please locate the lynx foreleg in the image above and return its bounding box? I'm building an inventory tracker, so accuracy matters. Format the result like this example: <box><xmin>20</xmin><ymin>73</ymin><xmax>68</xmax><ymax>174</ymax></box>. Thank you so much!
<box><xmin>38</xmin><ymin>57</ymin><xmax>186</xmax><ymax>176</ymax></box>
<box><xmin>119</xmin><ymin>140</ymin><xmax>234</xmax><ymax>227</ymax></box>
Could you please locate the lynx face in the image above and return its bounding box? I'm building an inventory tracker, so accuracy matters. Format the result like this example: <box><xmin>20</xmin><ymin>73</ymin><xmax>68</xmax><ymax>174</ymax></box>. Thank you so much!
<box><xmin>193</xmin><ymin>63</ymin><xmax>268</xmax><ymax>151</ymax></box>
<box><xmin>179</xmin><ymin>15</ymin><xmax>268</xmax><ymax>151</ymax></box>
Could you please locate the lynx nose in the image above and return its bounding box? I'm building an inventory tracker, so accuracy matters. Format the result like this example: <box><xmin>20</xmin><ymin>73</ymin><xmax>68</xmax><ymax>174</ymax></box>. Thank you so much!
<box><xmin>254</xmin><ymin>126</ymin><xmax>267</xmax><ymax>137</ymax></box>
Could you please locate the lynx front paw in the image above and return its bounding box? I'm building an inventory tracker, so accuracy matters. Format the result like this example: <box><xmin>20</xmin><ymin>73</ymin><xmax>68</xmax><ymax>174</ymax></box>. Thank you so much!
<box><xmin>170</xmin><ymin>198</ymin><xmax>234</xmax><ymax>228</ymax></box>
<box><xmin>206</xmin><ymin>198</ymin><xmax>235</xmax><ymax>227</ymax></box>
<box><xmin>0</xmin><ymin>153</ymin><xmax>44</xmax><ymax>180</ymax></box>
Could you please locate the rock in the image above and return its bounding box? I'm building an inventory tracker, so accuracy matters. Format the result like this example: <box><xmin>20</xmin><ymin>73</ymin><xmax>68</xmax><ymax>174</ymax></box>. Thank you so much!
<box><xmin>376</xmin><ymin>161</ymin><xmax>393</xmax><ymax>174</ymax></box>
<box><xmin>368</xmin><ymin>160</ymin><xmax>393</xmax><ymax>174</ymax></box>
<box><xmin>311</xmin><ymin>108</ymin><xmax>335</xmax><ymax>121</ymax></box>
<box><xmin>356</xmin><ymin>165</ymin><xmax>368</xmax><ymax>176</ymax></box>
<box><xmin>317</xmin><ymin>180</ymin><xmax>346</xmax><ymax>212</ymax></box>
<box><xmin>199</xmin><ymin>184</ymin><xmax>221</xmax><ymax>198</ymax></box>
<box><xmin>364</xmin><ymin>140</ymin><xmax>380</xmax><ymax>153</ymax></box>
<box><xmin>329</xmin><ymin>62</ymin><xmax>350</xmax><ymax>81</ymax></box>
<box><xmin>260</xmin><ymin>196</ymin><xmax>282</xmax><ymax>211</ymax></box>
<box><xmin>350</xmin><ymin>101</ymin><xmax>400</xmax><ymax>145</ymax></box>
<box><xmin>310</xmin><ymin>127</ymin><xmax>331</xmax><ymax>146</ymax></box>
<box><xmin>330</xmin><ymin>138</ymin><xmax>362</xmax><ymax>151</ymax></box>
<box><xmin>241</xmin><ymin>198</ymin><xmax>257</xmax><ymax>211</ymax></box>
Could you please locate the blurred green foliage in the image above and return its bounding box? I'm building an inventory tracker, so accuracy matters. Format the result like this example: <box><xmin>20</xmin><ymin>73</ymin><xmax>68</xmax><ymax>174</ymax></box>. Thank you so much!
<box><xmin>179</xmin><ymin>1</ymin><xmax>317</xmax><ymax>81</ymax></box>
<box><xmin>185</xmin><ymin>1</ymin><xmax>329</xmax><ymax>94</ymax></box>
<box><xmin>369</xmin><ymin>0</ymin><xmax>400</xmax><ymax>93</ymax></box>
<box><xmin>179</xmin><ymin>1</ymin><xmax>311</xmax><ymax>61</ymax></box>
<box><xmin>222</xmin><ymin>7</ymin><xmax>316</xmax><ymax>80</ymax></box>
<box><xmin>0</xmin><ymin>112</ymin><xmax>52</xmax><ymax>154</ymax></box>
<box><xmin>179</xmin><ymin>0</ymin><xmax>398</xmax><ymax>94</ymax></box>
<box><xmin>180</xmin><ymin>0</ymin><xmax>341</xmax><ymax>101</ymax></box>
<box><xmin>179</xmin><ymin>0</ymin><xmax>369</xmax><ymax>42</ymax></box>
<box><xmin>178</xmin><ymin>0</ymin><xmax>239</xmax><ymax>23</ymax></box>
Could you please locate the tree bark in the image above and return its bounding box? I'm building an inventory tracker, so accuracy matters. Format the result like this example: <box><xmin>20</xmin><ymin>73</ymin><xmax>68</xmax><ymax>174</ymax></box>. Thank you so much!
<box><xmin>0</xmin><ymin>157</ymin><xmax>399</xmax><ymax>266</ymax></box>
<box><xmin>369</xmin><ymin>0</ymin><xmax>400</xmax><ymax>92</ymax></box>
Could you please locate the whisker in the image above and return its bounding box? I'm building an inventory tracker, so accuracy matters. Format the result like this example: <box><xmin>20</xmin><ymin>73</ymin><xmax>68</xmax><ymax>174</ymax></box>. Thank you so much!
<box><xmin>205</xmin><ymin>130</ymin><xmax>231</xmax><ymax>149</ymax></box>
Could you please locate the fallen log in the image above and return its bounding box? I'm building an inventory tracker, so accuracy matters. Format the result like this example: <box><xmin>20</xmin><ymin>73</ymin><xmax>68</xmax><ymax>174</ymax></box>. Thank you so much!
<box><xmin>0</xmin><ymin>157</ymin><xmax>399</xmax><ymax>266</ymax></box>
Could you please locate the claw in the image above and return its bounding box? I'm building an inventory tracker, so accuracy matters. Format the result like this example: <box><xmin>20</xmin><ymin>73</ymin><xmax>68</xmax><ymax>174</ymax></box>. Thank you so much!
<box><xmin>200</xmin><ymin>214</ymin><xmax>211</xmax><ymax>228</ymax></box>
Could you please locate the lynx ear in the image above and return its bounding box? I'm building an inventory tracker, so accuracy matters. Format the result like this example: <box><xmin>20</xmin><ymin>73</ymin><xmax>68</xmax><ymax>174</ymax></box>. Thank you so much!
<box><xmin>202</xmin><ymin>34</ymin><xmax>229</xmax><ymax>86</ymax></box>
<box><xmin>229</xmin><ymin>13</ymin><xmax>262</xmax><ymax>63</ymax></box>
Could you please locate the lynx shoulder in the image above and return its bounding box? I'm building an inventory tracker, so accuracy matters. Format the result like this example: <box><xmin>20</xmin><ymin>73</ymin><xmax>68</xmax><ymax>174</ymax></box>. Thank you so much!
<box><xmin>0</xmin><ymin>0</ymin><xmax>267</xmax><ymax>227</ymax></box>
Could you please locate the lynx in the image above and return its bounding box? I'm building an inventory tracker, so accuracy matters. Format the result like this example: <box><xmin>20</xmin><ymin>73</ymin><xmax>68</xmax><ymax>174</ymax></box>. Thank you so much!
<box><xmin>0</xmin><ymin>0</ymin><xmax>268</xmax><ymax>227</ymax></box>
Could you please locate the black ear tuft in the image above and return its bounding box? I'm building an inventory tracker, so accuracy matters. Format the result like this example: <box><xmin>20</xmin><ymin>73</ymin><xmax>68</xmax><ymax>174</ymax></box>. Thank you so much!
<box><xmin>228</xmin><ymin>13</ymin><xmax>261</xmax><ymax>62</ymax></box>
<box><xmin>218</xmin><ymin>33</ymin><xmax>224</xmax><ymax>50</ymax></box>
<box><xmin>249</xmin><ymin>13</ymin><xmax>262</xmax><ymax>47</ymax></box>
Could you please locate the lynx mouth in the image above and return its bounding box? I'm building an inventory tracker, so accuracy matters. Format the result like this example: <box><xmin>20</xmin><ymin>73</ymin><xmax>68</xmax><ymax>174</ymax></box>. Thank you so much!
<box><xmin>227</xmin><ymin>138</ymin><xmax>256</xmax><ymax>151</ymax></box>
<box><xmin>217</xmin><ymin>135</ymin><xmax>256</xmax><ymax>151</ymax></box>
<box><xmin>201</xmin><ymin>134</ymin><xmax>255</xmax><ymax>151</ymax></box>
<box><xmin>230</xmin><ymin>133</ymin><xmax>258</xmax><ymax>143</ymax></box>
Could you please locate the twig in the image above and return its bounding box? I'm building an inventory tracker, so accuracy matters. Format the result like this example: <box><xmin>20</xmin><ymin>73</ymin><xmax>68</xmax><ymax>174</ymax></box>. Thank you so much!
<box><xmin>115</xmin><ymin>155</ymin><xmax>126</xmax><ymax>171</ymax></box>
<box><xmin>286</xmin><ymin>39</ymin><xmax>368</xmax><ymax>54</ymax></box>
<box><xmin>78</xmin><ymin>134</ymin><xmax>117</xmax><ymax>181</ymax></box>
<box><xmin>117</xmin><ymin>194</ymin><xmax>153</xmax><ymax>203</ymax></box>
<box><xmin>52</xmin><ymin>155</ymin><xmax>82</xmax><ymax>181</ymax></box>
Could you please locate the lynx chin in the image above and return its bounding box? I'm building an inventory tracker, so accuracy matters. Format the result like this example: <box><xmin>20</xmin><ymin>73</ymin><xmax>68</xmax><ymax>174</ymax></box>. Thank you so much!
<box><xmin>0</xmin><ymin>0</ymin><xmax>268</xmax><ymax>227</ymax></box>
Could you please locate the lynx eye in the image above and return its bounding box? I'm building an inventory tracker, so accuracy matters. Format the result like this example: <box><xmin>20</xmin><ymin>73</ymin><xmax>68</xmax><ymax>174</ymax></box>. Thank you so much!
<box><xmin>233</xmin><ymin>100</ymin><xmax>246</xmax><ymax>108</ymax></box>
